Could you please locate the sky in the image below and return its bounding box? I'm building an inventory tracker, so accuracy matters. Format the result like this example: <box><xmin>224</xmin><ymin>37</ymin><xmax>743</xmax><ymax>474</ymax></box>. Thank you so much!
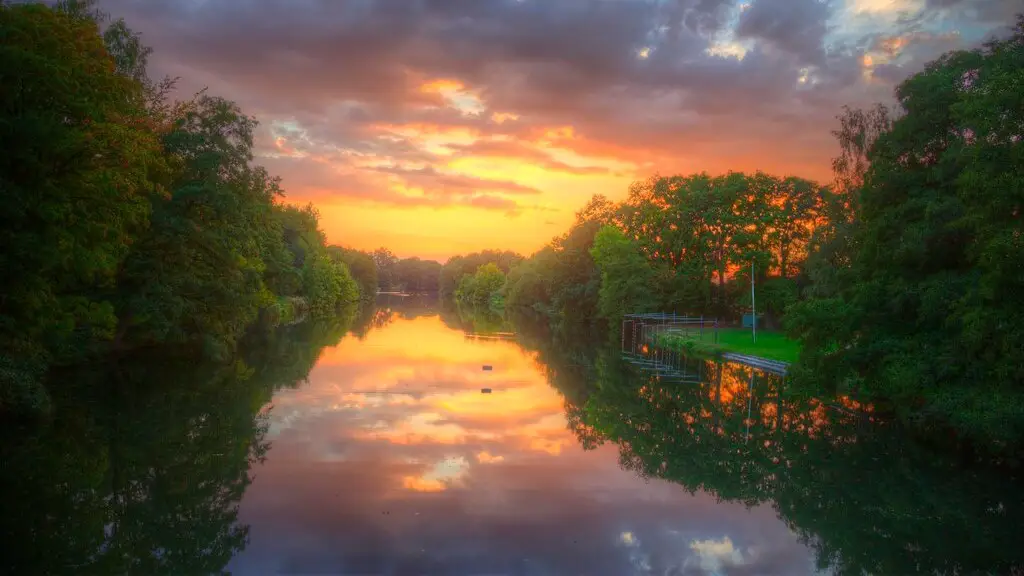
<box><xmin>226</xmin><ymin>314</ymin><xmax>820</xmax><ymax>575</ymax></box>
<box><xmin>100</xmin><ymin>0</ymin><xmax>1016</xmax><ymax>261</ymax></box>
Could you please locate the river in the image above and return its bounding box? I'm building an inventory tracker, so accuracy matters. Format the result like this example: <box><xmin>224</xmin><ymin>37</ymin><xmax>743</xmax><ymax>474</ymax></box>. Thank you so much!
<box><xmin>3</xmin><ymin>295</ymin><xmax>1022</xmax><ymax>575</ymax></box>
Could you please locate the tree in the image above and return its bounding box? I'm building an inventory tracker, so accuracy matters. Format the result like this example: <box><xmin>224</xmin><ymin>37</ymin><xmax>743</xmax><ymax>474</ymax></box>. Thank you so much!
<box><xmin>329</xmin><ymin>247</ymin><xmax>378</xmax><ymax>300</ymax></box>
<box><xmin>0</xmin><ymin>2</ymin><xmax>363</xmax><ymax>413</ymax></box>
<box><xmin>455</xmin><ymin>263</ymin><xmax>505</xmax><ymax>307</ymax></box>
<box><xmin>393</xmin><ymin>257</ymin><xmax>442</xmax><ymax>293</ymax></box>
<box><xmin>0</xmin><ymin>2</ymin><xmax>167</xmax><ymax>406</ymax></box>
<box><xmin>789</xmin><ymin>20</ymin><xmax>1024</xmax><ymax>447</ymax></box>
<box><xmin>439</xmin><ymin>250</ymin><xmax>522</xmax><ymax>297</ymax></box>
<box><xmin>372</xmin><ymin>248</ymin><xmax>398</xmax><ymax>290</ymax></box>
<box><xmin>590</xmin><ymin>226</ymin><xmax>658</xmax><ymax>321</ymax></box>
<box><xmin>113</xmin><ymin>95</ymin><xmax>284</xmax><ymax>356</ymax></box>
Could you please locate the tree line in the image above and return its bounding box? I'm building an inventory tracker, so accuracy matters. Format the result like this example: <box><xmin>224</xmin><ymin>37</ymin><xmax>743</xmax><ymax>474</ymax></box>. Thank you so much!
<box><xmin>440</xmin><ymin>20</ymin><xmax>1024</xmax><ymax>451</ymax></box>
<box><xmin>0</xmin><ymin>1</ymin><xmax>380</xmax><ymax>415</ymax></box>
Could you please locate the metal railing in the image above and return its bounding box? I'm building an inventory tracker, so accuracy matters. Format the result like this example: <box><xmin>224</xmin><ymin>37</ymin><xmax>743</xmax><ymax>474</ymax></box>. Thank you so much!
<box><xmin>621</xmin><ymin>314</ymin><xmax>719</xmax><ymax>354</ymax></box>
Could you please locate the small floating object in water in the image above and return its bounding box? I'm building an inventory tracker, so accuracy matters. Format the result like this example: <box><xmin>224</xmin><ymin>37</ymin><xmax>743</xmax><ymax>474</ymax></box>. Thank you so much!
<box><xmin>481</xmin><ymin>388</ymin><xmax>492</xmax><ymax>394</ymax></box>
<box><xmin>482</xmin><ymin>365</ymin><xmax>493</xmax><ymax>371</ymax></box>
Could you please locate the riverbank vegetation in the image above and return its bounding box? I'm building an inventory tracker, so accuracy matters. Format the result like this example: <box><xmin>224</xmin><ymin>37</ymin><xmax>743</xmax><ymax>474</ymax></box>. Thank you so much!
<box><xmin>4</xmin><ymin>0</ymin><xmax>1022</xmax><ymax>454</ymax></box>
<box><xmin>443</xmin><ymin>20</ymin><xmax>1024</xmax><ymax>454</ymax></box>
<box><xmin>0</xmin><ymin>2</ymin><xmax>375</xmax><ymax>415</ymax></box>
<box><xmin>372</xmin><ymin>248</ymin><xmax>444</xmax><ymax>293</ymax></box>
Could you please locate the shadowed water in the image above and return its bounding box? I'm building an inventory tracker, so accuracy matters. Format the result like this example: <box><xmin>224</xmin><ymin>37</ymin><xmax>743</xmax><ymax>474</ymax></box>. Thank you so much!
<box><xmin>2</xmin><ymin>296</ymin><xmax>1021</xmax><ymax>575</ymax></box>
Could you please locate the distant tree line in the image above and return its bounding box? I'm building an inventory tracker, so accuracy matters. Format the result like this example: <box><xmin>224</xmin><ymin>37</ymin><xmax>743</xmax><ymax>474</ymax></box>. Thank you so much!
<box><xmin>370</xmin><ymin>248</ymin><xmax>444</xmax><ymax>293</ymax></box>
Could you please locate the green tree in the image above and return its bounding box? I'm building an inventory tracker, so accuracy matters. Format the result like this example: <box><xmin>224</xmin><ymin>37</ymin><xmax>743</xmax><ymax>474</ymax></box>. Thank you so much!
<box><xmin>439</xmin><ymin>250</ymin><xmax>522</xmax><ymax>297</ymax></box>
<box><xmin>303</xmin><ymin>252</ymin><xmax>358</xmax><ymax>318</ymax></box>
<box><xmin>0</xmin><ymin>2</ymin><xmax>166</xmax><ymax>407</ymax></box>
<box><xmin>328</xmin><ymin>246</ymin><xmax>378</xmax><ymax>300</ymax></box>
<box><xmin>372</xmin><ymin>247</ymin><xmax>399</xmax><ymax>290</ymax></box>
<box><xmin>790</xmin><ymin>20</ymin><xmax>1024</xmax><ymax>447</ymax></box>
<box><xmin>455</xmin><ymin>262</ymin><xmax>505</xmax><ymax>307</ymax></box>
<box><xmin>394</xmin><ymin>257</ymin><xmax>442</xmax><ymax>293</ymax></box>
<box><xmin>590</xmin><ymin>226</ymin><xmax>658</xmax><ymax>321</ymax></box>
<box><xmin>505</xmin><ymin>195</ymin><xmax>613</xmax><ymax>327</ymax></box>
<box><xmin>0</xmin><ymin>1</ymin><xmax>371</xmax><ymax>414</ymax></box>
<box><xmin>113</xmin><ymin>96</ymin><xmax>282</xmax><ymax>356</ymax></box>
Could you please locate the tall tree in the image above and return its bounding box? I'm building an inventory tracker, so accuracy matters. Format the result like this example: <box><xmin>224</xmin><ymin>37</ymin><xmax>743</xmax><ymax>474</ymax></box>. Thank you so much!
<box><xmin>0</xmin><ymin>2</ymin><xmax>166</xmax><ymax>405</ymax></box>
<box><xmin>113</xmin><ymin>96</ymin><xmax>283</xmax><ymax>356</ymax></box>
<box><xmin>789</xmin><ymin>20</ymin><xmax>1024</xmax><ymax>446</ymax></box>
<box><xmin>590</xmin><ymin>226</ymin><xmax>658</xmax><ymax>322</ymax></box>
<box><xmin>372</xmin><ymin>247</ymin><xmax>398</xmax><ymax>290</ymax></box>
<box><xmin>329</xmin><ymin>247</ymin><xmax>378</xmax><ymax>300</ymax></box>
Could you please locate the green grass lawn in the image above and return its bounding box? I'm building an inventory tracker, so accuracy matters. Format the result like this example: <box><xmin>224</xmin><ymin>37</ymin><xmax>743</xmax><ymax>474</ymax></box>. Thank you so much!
<box><xmin>657</xmin><ymin>327</ymin><xmax>801</xmax><ymax>363</ymax></box>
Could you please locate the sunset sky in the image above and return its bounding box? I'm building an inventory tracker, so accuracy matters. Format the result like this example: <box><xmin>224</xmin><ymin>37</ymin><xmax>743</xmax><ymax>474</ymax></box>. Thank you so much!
<box><xmin>104</xmin><ymin>0</ymin><xmax>1014</xmax><ymax>261</ymax></box>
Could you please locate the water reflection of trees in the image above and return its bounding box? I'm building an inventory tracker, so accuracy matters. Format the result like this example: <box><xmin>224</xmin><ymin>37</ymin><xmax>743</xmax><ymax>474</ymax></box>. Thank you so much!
<box><xmin>441</xmin><ymin>301</ymin><xmax>512</xmax><ymax>335</ymax></box>
<box><xmin>0</xmin><ymin>314</ymin><xmax>356</xmax><ymax>575</ymax></box>
<box><xmin>579</xmin><ymin>352</ymin><xmax>1024</xmax><ymax>575</ymax></box>
<box><xmin>508</xmin><ymin>309</ymin><xmax>609</xmax><ymax>450</ymax></box>
<box><xmin>350</xmin><ymin>294</ymin><xmax>441</xmax><ymax>339</ymax></box>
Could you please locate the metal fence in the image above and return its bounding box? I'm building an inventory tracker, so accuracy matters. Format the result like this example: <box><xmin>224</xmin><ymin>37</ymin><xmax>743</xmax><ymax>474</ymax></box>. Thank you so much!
<box><xmin>621</xmin><ymin>313</ymin><xmax>719</xmax><ymax>354</ymax></box>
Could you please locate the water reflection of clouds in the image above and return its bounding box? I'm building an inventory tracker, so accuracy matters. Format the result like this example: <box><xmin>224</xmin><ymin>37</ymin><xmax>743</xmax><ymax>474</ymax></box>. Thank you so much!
<box><xmin>230</xmin><ymin>316</ymin><xmax>818</xmax><ymax>575</ymax></box>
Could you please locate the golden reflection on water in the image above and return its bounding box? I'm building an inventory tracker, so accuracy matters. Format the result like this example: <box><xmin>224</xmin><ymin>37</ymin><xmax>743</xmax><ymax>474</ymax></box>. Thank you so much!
<box><xmin>267</xmin><ymin>315</ymin><xmax>574</xmax><ymax>493</ymax></box>
<box><xmin>226</xmin><ymin>312</ymin><xmax>827</xmax><ymax>575</ymax></box>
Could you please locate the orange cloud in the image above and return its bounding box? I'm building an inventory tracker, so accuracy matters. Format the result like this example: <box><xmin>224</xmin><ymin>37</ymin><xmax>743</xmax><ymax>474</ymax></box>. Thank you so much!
<box><xmin>295</xmin><ymin>316</ymin><xmax>574</xmax><ymax>457</ymax></box>
<box><xmin>402</xmin><ymin>475</ymin><xmax>448</xmax><ymax>492</ymax></box>
<box><xmin>476</xmin><ymin>451</ymin><xmax>505</xmax><ymax>464</ymax></box>
<box><xmin>115</xmin><ymin>0</ymin><xmax>1005</xmax><ymax>260</ymax></box>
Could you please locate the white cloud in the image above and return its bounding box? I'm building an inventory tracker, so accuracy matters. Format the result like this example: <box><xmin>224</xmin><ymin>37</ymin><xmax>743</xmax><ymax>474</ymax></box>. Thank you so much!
<box><xmin>686</xmin><ymin>536</ymin><xmax>751</xmax><ymax>574</ymax></box>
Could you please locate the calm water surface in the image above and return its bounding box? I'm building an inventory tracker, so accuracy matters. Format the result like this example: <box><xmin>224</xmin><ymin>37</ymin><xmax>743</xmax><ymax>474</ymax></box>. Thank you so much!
<box><xmin>3</xmin><ymin>298</ymin><xmax>1022</xmax><ymax>575</ymax></box>
<box><xmin>227</xmin><ymin>314</ymin><xmax>816</xmax><ymax>575</ymax></box>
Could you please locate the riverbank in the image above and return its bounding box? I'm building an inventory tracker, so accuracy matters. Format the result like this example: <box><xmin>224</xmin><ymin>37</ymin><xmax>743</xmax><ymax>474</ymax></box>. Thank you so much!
<box><xmin>655</xmin><ymin>328</ymin><xmax>800</xmax><ymax>363</ymax></box>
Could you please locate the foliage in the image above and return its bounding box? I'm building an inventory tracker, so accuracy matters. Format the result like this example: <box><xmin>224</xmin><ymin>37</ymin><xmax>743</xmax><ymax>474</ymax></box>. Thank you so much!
<box><xmin>328</xmin><ymin>246</ymin><xmax>378</xmax><ymax>300</ymax></box>
<box><xmin>619</xmin><ymin>172</ymin><xmax>825</xmax><ymax>318</ymax></box>
<box><xmin>505</xmin><ymin>195</ymin><xmax>614</xmax><ymax>328</ymax></box>
<box><xmin>393</xmin><ymin>256</ymin><xmax>442</xmax><ymax>292</ymax></box>
<box><xmin>455</xmin><ymin>262</ymin><xmax>506</xmax><ymax>307</ymax></box>
<box><xmin>303</xmin><ymin>252</ymin><xmax>359</xmax><ymax>318</ymax></box>
<box><xmin>0</xmin><ymin>3</ymin><xmax>362</xmax><ymax>412</ymax></box>
<box><xmin>589</xmin><ymin>225</ymin><xmax>657</xmax><ymax>321</ymax></box>
<box><xmin>439</xmin><ymin>250</ymin><xmax>523</xmax><ymax>297</ymax></box>
<box><xmin>788</xmin><ymin>21</ymin><xmax>1024</xmax><ymax>447</ymax></box>
<box><xmin>372</xmin><ymin>247</ymin><xmax>399</xmax><ymax>290</ymax></box>
<box><xmin>113</xmin><ymin>95</ymin><xmax>282</xmax><ymax>356</ymax></box>
<box><xmin>0</xmin><ymin>2</ymin><xmax>165</xmax><ymax>369</ymax></box>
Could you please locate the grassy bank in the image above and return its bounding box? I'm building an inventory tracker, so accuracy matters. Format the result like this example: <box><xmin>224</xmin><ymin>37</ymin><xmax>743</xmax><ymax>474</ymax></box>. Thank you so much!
<box><xmin>656</xmin><ymin>328</ymin><xmax>800</xmax><ymax>363</ymax></box>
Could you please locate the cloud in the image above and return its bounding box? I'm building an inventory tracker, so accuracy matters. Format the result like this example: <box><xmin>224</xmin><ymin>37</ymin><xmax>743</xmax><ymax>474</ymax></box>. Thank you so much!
<box><xmin>476</xmin><ymin>451</ymin><xmax>504</xmax><ymax>464</ymax></box>
<box><xmin>96</xmin><ymin>0</ymin><xmax>1016</xmax><ymax>257</ymax></box>
<box><xmin>446</xmin><ymin>139</ymin><xmax>613</xmax><ymax>175</ymax></box>
<box><xmin>736</xmin><ymin>0</ymin><xmax>834</xmax><ymax>65</ymax></box>
<box><xmin>686</xmin><ymin>536</ymin><xmax>748</xmax><ymax>573</ymax></box>
<box><xmin>371</xmin><ymin>164</ymin><xmax>542</xmax><ymax>196</ymax></box>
